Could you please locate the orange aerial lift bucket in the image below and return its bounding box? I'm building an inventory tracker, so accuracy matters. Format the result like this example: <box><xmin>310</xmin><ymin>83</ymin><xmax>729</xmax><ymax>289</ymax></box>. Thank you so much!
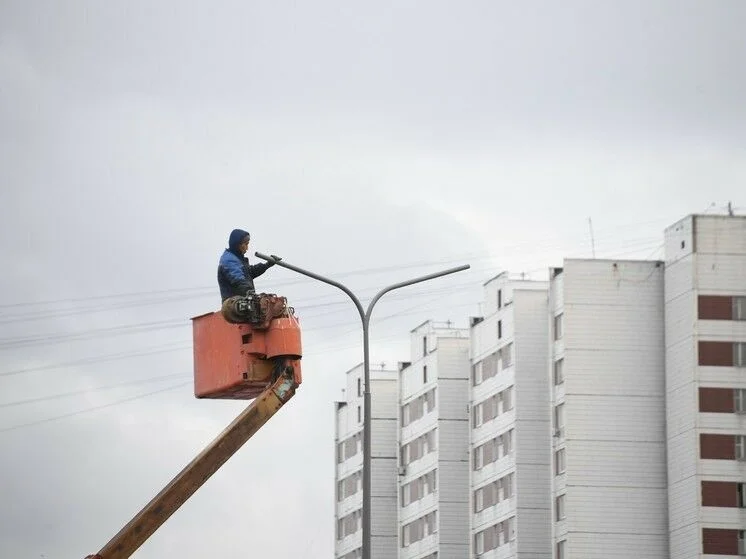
<box><xmin>191</xmin><ymin>295</ymin><xmax>302</xmax><ymax>400</ymax></box>
<box><xmin>83</xmin><ymin>293</ymin><xmax>303</xmax><ymax>559</ymax></box>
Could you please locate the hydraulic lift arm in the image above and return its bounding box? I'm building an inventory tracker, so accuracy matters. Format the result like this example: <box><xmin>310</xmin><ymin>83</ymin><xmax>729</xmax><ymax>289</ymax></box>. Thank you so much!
<box><xmin>86</xmin><ymin>370</ymin><xmax>298</xmax><ymax>559</ymax></box>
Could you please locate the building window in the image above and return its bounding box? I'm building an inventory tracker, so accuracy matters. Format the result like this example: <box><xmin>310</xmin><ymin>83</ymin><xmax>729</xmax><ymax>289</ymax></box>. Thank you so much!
<box><xmin>502</xmin><ymin>386</ymin><xmax>513</xmax><ymax>412</ymax></box>
<box><xmin>501</xmin><ymin>343</ymin><xmax>513</xmax><ymax>368</ymax></box>
<box><xmin>472</xmin><ymin>353</ymin><xmax>495</xmax><ymax>386</ymax></box>
<box><xmin>497</xmin><ymin>289</ymin><xmax>502</xmax><ymax>309</ymax></box>
<box><xmin>735</xmin><ymin>389</ymin><xmax>746</xmax><ymax>413</ymax></box>
<box><xmin>698</xmin><ymin>295</ymin><xmax>735</xmax><ymax>320</ymax></box>
<box><xmin>401</xmin><ymin>428</ymin><xmax>437</xmax><ymax>466</ymax></box>
<box><xmin>556</xmin><ymin>494</ymin><xmax>566</xmax><ymax>521</ymax></box>
<box><xmin>338</xmin><ymin>471</ymin><xmax>362</xmax><ymax>501</ymax></box>
<box><xmin>473</xmin><ymin>394</ymin><xmax>495</xmax><ymax>427</ymax></box>
<box><xmin>554</xmin><ymin>313</ymin><xmax>564</xmax><ymax>340</ymax></box>
<box><xmin>699</xmin><ymin>387</ymin><xmax>736</xmax><ymax>413</ymax></box>
<box><xmin>474</xmin><ymin>517</ymin><xmax>515</xmax><ymax>554</ymax></box>
<box><xmin>555</xmin><ymin>448</ymin><xmax>566</xmax><ymax>475</ymax></box>
<box><xmin>401</xmin><ymin>388</ymin><xmax>436</xmax><ymax>427</ymax></box>
<box><xmin>702</xmin><ymin>528</ymin><xmax>741</xmax><ymax>555</ymax></box>
<box><xmin>557</xmin><ymin>540</ymin><xmax>566</xmax><ymax>559</ymax></box>
<box><xmin>553</xmin><ymin>358</ymin><xmax>564</xmax><ymax>385</ymax></box>
<box><xmin>735</xmin><ymin>297</ymin><xmax>746</xmax><ymax>320</ymax></box>
<box><xmin>699</xmin><ymin>341</ymin><xmax>735</xmax><ymax>366</ymax></box>
<box><xmin>473</xmin><ymin>472</ymin><xmax>514</xmax><ymax>513</ymax></box>
<box><xmin>423</xmin><ymin>365</ymin><xmax>428</xmax><ymax>384</ymax></box>
<box><xmin>706</xmin><ymin>295</ymin><xmax>746</xmax><ymax>320</ymax></box>
<box><xmin>554</xmin><ymin>403</ymin><xmax>565</xmax><ymax>437</ymax></box>
<box><xmin>473</xmin><ymin>386</ymin><xmax>514</xmax><ymax>427</ymax></box>
<box><xmin>472</xmin><ymin>343</ymin><xmax>514</xmax><ymax>387</ymax></box>
<box><xmin>357</xmin><ymin>378</ymin><xmax>362</xmax><ymax>397</ymax></box>
<box><xmin>337</xmin><ymin>509</ymin><xmax>362</xmax><ymax>540</ymax></box>
<box><xmin>736</xmin><ymin>437</ymin><xmax>746</xmax><ymax>460</ymax></box>
<box><xmin>702</xmin><ymin>480</ymin><xmax>745</xmax><ymax>507</ymax></box>
<box><xmin>473</xmin><ymin>429</ymin><xmax>513</xmax><ymax>470</ymax></box>
<box><xmin>401</xmin><ymin>469</ymin><xmax>437</xmax><ymax>507</ymax></box>
<box><xmin>697</xmin><ymin>340</ymin><xmax>746</xmax><ymax>367</ymax></box>
<box><xmin>337</xmin><ymin>432</ymin><xmax>362</xmax><ymax>463</ymax></box>
<box><xmin>471</xmin><ymin>362</ymin><xmax>482</xmax><ymax>386</ymax></box>
<box><xmin>357</xmin><ymin>405</ymin><xmax>361</xmax><ymax>423</ymax></box>
<box><xmin>498</xmin><ymin>320</ymin><xmax>502</xmax><ymax>339</ymax></box>
<box><xmin>736</xmin><ymin>343</ymin><xmax>746</xmax><ymax>367</ymax></box>
<box><xmin>401</xmin><ymin>510</ymin><xmax>437</xmax><ymax>547</ymax></box>
<box><xmin>700</xmin><ymin>433</ymin><xmax>737</xmax><ymax>460</ymax></box>
<box><xmin>423</xmin><ymin>336</ymin><xmax>428</xmax><ymax>357</ymax></box>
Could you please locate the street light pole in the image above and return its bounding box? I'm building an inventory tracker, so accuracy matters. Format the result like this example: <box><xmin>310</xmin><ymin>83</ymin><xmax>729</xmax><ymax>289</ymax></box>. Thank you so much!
<box><xmin>255</xmin><ymin>252</ymin><xmax>469</xmax><ymax>559</ymax></box>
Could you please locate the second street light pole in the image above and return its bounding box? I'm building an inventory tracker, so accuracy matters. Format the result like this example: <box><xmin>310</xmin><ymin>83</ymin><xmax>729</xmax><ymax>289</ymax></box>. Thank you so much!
<box><xmin>255</xmin><ymin>252</ymin><xmax>469</xmax><ymax>559</ymax></box>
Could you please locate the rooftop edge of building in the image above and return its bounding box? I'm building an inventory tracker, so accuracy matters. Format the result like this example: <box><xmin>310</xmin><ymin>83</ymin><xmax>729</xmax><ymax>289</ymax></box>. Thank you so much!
<box><xmin>664</xmin><ymin>212</ymin><xmax>746</xmax><ymax>232</ymax></box>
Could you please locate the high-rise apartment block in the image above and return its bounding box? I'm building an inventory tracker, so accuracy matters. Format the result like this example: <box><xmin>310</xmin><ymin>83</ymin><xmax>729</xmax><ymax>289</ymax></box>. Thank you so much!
<box><xmin>469</xmin><ymin>273</ymin><xmax>551</xmax><ymax>558</ymax></box>
<box><xmin>398</xmin><ymin>321</ymin><xmax>471</xmax><ymax>559</ymax></box>
<box><xmin>548</xmin><ymin>259</ymin><xmax>668</xmax><ymax>559</ymax></box>
<box><xmin>334</xmin><ymin>364</ymin><xmax>399</xmax><ymax>559</ymax></box>
<box><xmin>664</xmin><ymin>215</ymin><xmax>746</xmax><ymax>558</ymax></box>
<box><xmin>332</xmin><ymin>212</ymin><xmax>746</xmax><ymax>559</ymax></box>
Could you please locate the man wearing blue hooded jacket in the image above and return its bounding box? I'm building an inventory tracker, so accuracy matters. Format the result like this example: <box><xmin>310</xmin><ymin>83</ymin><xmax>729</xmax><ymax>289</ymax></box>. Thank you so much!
<box><xmin>217</xmin><ymin>228</ymin><xmax>277</xmax><ymax>301</ymax></box>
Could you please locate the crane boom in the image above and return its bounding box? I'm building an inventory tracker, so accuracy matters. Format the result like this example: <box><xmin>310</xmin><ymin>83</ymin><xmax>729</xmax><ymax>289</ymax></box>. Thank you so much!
<box><xmin>87</xmin><ymin>370</ymin><xmax>298</xmax><ymax>559</ymax></box>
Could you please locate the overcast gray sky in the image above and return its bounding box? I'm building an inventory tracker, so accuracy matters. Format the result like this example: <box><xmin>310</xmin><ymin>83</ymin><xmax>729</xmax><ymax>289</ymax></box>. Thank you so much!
<box><xmin>1</xmin><ymin>1</ymin><xmax>744</xmax><ymax>557</ymax></box>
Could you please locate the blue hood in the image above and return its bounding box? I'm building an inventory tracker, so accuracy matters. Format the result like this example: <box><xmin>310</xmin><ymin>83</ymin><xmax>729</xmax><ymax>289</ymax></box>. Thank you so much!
<box><xmin>228</xmin><ymin>229</ymin><xmax>250</xmax><ymax>253</ymax></box>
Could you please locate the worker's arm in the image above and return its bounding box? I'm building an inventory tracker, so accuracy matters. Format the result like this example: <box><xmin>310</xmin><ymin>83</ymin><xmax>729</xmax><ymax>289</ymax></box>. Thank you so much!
<box><xmin>248</xmin><ymin>260</ymin><xmax>274</xmax><ymax>279</ymax></box>
<box><xmin>249</xmin><ymin>255</ymin><xmax>280</xmax><ymax>280</ymax></box>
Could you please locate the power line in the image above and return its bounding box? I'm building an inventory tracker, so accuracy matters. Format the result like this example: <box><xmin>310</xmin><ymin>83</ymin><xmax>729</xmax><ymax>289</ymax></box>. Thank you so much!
<box><xmin>0</xmin><ymin>269</ymin><xmax>492</xmax><ymax>351</ymax></box>
<box><xmin>302</xmin><ymin>300</ymin><xmax>482</xmax><ymax>356</ymax></box>
<box><xmin>0</xmin><ymin>320</ymin><xmax>186</xmax><ymax>350</ymax></box>
<box><xmin>0</xmin><ymin>224</ymin><xmax>668</xmax><ymax>312</ymax></box>
<box><xmin>0</xmin><ymin>237</ymin><xmax>665</xmax><ymax>353</ymax></box>
<box><xmin>0</xmin><ymin>285</ymin><xmax>477</xmax><ymax>376</ymax></box>
<box><xmin>0</xmin><ymin>382</ymin><xmax>190</xmax><ymax>434</ymax></box>
<box><xmin>0</xmin><ymin>280</ymin><xmax>482</xmax><ymax>367</ymax></box>
<box><xmin>0</xmin><ymin>373</ymin><xmax>190</xmax><ymax>408</ymax></box>
<box><xmin>0</xmin><ymin>342</ymin><xmax>190</xmax><ymax>377</ymax></box>
<box><xmin>0</xmin><ymin>236</ymin><xmax>669</xmax><ymax>427</ymax></box>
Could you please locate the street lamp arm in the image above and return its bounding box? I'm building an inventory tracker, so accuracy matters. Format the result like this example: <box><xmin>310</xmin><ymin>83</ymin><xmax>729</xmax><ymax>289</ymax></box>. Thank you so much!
<box><xmin>254</xmin><ymin>251</ymin><xmax>366</xmax><ymax>322</ymax></box>
<box><xmin>364</xmin><ymin>264</ymin><xmax>472</xmax><ymax>322</ymax></box>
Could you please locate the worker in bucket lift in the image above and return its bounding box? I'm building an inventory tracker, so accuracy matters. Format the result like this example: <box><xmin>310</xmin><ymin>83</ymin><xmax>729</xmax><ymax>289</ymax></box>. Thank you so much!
<box><xmin>217</xmin><ymin>228</ymin><xmax>279</xmax><ymax>323</ymax></box>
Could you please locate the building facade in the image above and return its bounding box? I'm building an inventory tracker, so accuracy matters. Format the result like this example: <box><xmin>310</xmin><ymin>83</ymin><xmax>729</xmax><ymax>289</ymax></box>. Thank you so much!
<box><xmin>548</xmin><ymin>259</ymin><xmax>669</xmax><ymax>559</ymax></box>
<box><xmin>332</xmin><ymin>211</ymin><xmax>746</xmax><ymax>559</ymax></box>
<box><xmin>664</xmin><ymin>214</ymin><xmax>746</xmax><ymax>557</ymax></box>
<box><xmin>398</xmin><ymin>320</ymin><xmax>471</xmax><ymax>559</ymax></box>
<box><xmin>334</xmin><ymin>363</ymin><xmax>399</xmax><ymax>559</ymax></box>
<box><xmin>469</xmin><ymin>273</ymin><xmax>552</xmax><ymax>558</ymax></box>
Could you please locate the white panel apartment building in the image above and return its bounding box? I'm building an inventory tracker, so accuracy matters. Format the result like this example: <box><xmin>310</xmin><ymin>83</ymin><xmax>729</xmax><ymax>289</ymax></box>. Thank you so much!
<box><xmin>664</xmin><ymin>214</ymin><xmax>746</xmax><ymax>558</ymax></box>
<box><xmin>332</xmin><ymin>212</ymin><xmax>746</xmax><ymax>559</ymax></box>
<box><xmin>469</xmin><ymin>273</ymin><xmax>551</xmax><ymax>559</ymax></box>
<box><xmin>547</xmin><ymin>259</ymin><xmax>669</xmax><ymax>559</ymax></box>
<box><xmin>334</xmin><ymin>363</ymin><xmax>399</xmax><ymax>559</ymax></box>
<box><xmin>398</xmin><ymin>320</ymin><xmax>471</xmax><ymax>559</ymax></box>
